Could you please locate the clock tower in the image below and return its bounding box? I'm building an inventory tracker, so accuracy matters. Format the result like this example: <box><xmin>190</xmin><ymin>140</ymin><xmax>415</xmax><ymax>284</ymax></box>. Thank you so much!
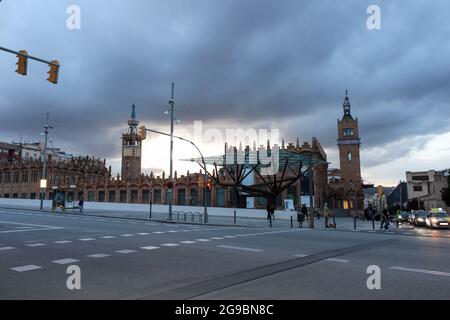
<box><xmin>337</xmin><ymin>91</ymin><xmax>363</xmax><ymax>209</ymax></box>
<box><xmin>121</xmin><ymin>104</ymin><xmax>142</xmax><ymax>181</ymax></box>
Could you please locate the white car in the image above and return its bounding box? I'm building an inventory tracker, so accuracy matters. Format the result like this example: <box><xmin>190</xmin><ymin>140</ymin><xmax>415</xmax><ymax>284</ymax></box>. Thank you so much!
<box><xmin>425</xmin><ymin>210</ymin><xmax>450</xmax><ymax>229</ymax></box>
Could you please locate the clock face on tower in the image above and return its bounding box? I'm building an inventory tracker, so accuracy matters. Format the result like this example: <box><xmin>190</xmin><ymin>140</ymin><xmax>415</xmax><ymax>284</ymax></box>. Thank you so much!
<box><xmin>123</xmin><ymin>146</ymin><xmax>141</xmax><ymax>157</ymax></box>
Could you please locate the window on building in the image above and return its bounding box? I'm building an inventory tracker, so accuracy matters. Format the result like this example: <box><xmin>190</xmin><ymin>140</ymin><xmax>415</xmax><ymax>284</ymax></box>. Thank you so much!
<box><xmin>0</xmin><ymin>172</ymin><xmax>2</xmax><ymax>183</ymax></box>
<box><xmin>154</xmin><ymin>189</ymin><xmax>162</xmax><ymax>204</ymax></box>
<box><xmin>98</xmin><ymin>191</ymin><xmax>105</xmax><ymax>202</ymax></box>
<box><xmin>108</xmin><ymin>190</ymin><xmax>116</xmax><ymax>203</ymax></box>
<box><xmin>413</xmin><ymin>185</ymin><xmax>423</xmax><ymax>192</ymax></box>
<box><xmin>88</xmin><ymin>191</ymin><xmax>95</xmax><ymax>202</ymax></box>
<box><xmin>30</xmin><ymin>193</ymin><xmax>36</xmax><ymax>199</ymax></box>
<box><xmin>4</xmin><ymin>193</ymin><xmax>10</xmax><ymax>198</ymax></box>
<box><xmin>190</xmin><ymin>188</ymin><xmax>198</xmax><ymax>206</ymax></box>
<box><xmin>142</xmin><ymin>190</ymin><xmax>150</xmax><ymax>204</ymax></box>
<box><xmin>13</xmin><ymin>193</ymin><xmax>18</xmax><ymax>199</ymax></box>
<box><xmin>343</xmin><ymin>128</ymin><xmax>354</xmax><ymax>137</ymax></box>
<box><xmin>22</xmin><ymin>171</ymin><xmax>29</xmax><ymax>183</ymax></box>
<box><xmin>216</xmin><ymin>188</ymin><xmax>225</xmax><ymax>207</ymax></box>
<box><xmin>21</xmin><ymin>193</ymin><xmax>27</xmax><ymax>199</ymax></box>
<box><xmin>177</xmin><ymin>188</ymin><xmax>186</xmax><ymax>206</ymax></box>
<box><xmin>119</xmin><ymin>190</ymin><xmax>127</xmax><ymax>203</ymax></box>
<box><xmin>130</xmin><ymin>190</ymin><xmax>138</xmax><ymax>203</ymax></box>
<box><xmin>31</xmin><ymin>171</ymin><xmax>38</xmax><ymax>183</ymax></box>
<box><xmin>5</xmin><ymin>172</ymin><xmax>11</xmax><ymax>183</ymax></box>
<box><xmin>347</xmin><ymin>151</ymin><xmax>352</xmax><ymax>161</ymax></box>
<box><xmin>13</xmin><ymin>171</ymin><xmax>20</xmax><ymax>183</ymax></box>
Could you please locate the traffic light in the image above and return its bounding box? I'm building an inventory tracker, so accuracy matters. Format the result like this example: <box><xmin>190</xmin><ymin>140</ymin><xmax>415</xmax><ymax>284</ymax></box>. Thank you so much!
<box><xmin>139</xmin><ymin>126</ymin><xmax>146</xmax><ymax>140</ymax></box>
<box><xmin>47</xmin><ymin>60</ymin><xmax>60</xmax><ymax>84</ymax></box>
<box><xmin>206</xmin><ymin>180</ymin><xmax>212</xmax><ymax>191</ymax></box>
<box><xmin>16</xmin><ymin>50</ymin><xmax>28</xmax><ymax>76</ymax></box>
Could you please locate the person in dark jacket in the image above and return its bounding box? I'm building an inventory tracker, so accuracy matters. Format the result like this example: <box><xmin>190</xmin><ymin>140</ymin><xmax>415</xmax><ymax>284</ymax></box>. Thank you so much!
<box><xmin>79</xmin><ymin>196</ymin><xmax>84</xmax><ymax>213</ymax></box>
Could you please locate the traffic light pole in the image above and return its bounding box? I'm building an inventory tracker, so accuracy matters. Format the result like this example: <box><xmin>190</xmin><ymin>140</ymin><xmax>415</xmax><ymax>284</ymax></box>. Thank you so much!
<box><xmin>40</xmin><ymin>113</ymin><xmax>52</xmax><ymax>211</ymax></box>
<box><xmin>143</xmin><ymin>128</ymin><xmax>209</xmax><ymax>224</ymax></box>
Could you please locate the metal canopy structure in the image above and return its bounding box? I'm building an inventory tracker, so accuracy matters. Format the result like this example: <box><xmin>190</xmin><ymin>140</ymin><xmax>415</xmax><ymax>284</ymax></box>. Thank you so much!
<box><xmin>182</xmin><ymin>147</ymin><xmax>327</xmax><ymax>204</ymax></box>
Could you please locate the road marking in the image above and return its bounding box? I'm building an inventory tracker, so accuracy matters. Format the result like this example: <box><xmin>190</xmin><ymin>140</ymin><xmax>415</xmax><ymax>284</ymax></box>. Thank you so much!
<box><xmin>79</xmin><ymin>238</ymin><xmax>95</xmax><ymax>241</ymax></box>
<box><xmin>15</xmin><ymin>226</ymin><xmax>34</xmax><ymax>229</ymax></box>
<box><xmin>167</xmin><ymin>230</ymin><xmax>178</xmax><ymax>233</ymax></box>
<box><xmin>325</xmin><ymin>258</ymin><xmax>349</xmax><ymax>263</ymax></box>
<box><xmin>87</xmin><ymin>253</ymin><xmax>110</xmax><ymax>258</ymax></box>
<box><xmin>223</xmin><ymin>236</ymin><xmax>236</xmax><ymax>238</ymax></box>
<box><xmin>141</xmin><ymin>246</ymin><xmax>159</xmax><ymax>250</ymax></box>
<box><xmin>116</xmin><ymin>249</ymin><xmax>137</xmax><ymax>254</ymax></box>
<box><xmin>180</xmin><ymin>241</ymin><xmax>196</xmax><ymax>244</ymax></box>
<box><xmin>294</xmin><ymin>254</ymin><xmax>309</xmax><ymax>258</ymax></box>
<box><xmin>53</xmin><ymin>258</ymin><xmax>79</xmax><ymax>265</ymax></box>
<box><xmin>210</xmin><ymin>237</ymin><xmax>224</xmax><ymax>240</ymax></box>
<box><xmin>101</xmin><ymin>236</ymin><xmax>116</xmax><ymax>239</ymax></box>
<box><xmin>403</xmin><ymin>232</ymin><xmax>414</xmax><ymax>235</ymax></box>
<box><xmin>11</xmin><ymin>265</ymin><xmax>42</xmax><ymax>272</ymax></box>
<box><xmin>368</xmin><ymin>231</ymin><xmax>376</xmax><ymax>233</ymax></box>
<box><xmin>389</xmin><ymin>266</ymin><xmax>450</xmax><ymax>277</ymax></box>
<box><xmin>137</xmin><ymin>233</ymin><xmax>149</xmax><ymax>235</ymax></box>
<box><xmin>217</xmin><ymin>245</ymin><xmax>263</xmax><ymax>253</ymax></box>
<box><xmin>196</xmin><ymin>239</ymin><xmax>210</xmax><ymax>242</ymax></box>
<box><xmin>120</xmin><ymin>234</ymin><xmax>134</xmax><ymax>237</ymax></box>
<box><xmin>26</xmin><ymin>243</ymin><xmax>46</xmax><ymax>247</ymax></box>
<box><xmin>161</xmin><ymin>243</ymin><xmax>179</xmax><ymax>247</ymax></box>
<box><xmin>153</xmin><ymin>231</ymin><xmax>165</xmax><ymax>234</ymax></box>
<box><xmin>54</xmin><ymin>240</ymin><xmax>72</xmax><ymax>244</ymax></box>
<box><xmin>0</xmin><ymin>246</ymin><xmax>15</xmax><ymax>251</ymax></box>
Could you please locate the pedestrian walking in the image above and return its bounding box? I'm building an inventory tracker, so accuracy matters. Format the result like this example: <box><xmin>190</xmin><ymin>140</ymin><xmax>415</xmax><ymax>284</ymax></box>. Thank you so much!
<box><xmin>323</xmin><ymin>202</ymin><xmax>330</xmax><ymax>228</ymax></box>
<box><xmin>79</xmin><ymin>196</ymin><xmax>84</xmax><ymax>213</ymax></box>
<box><xmin>270</xmin><ymin>205</ymin><xmax>275</xmax><ymax>220</ymax></box>
<box><xmin>266</xmin><ymin>204</ymin><xmax>271</xmax><ymax>220</ymax></box>
<box><xmin>296</xmin><ymin>204</ymin><xmax>305</xmax><ymax>228</ymax></box>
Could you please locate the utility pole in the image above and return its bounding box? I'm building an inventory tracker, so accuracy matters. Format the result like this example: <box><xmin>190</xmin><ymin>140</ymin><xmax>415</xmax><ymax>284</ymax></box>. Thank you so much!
<box><xmin>308</xmin><ymin>159</ymin><xmax>315</xmax><ymax>229</ymax></box>
<box><xmin>168</xmin><ymin>82</ymin><xmax>175</xmax><ymax>221</ymax></box>
<box><xmin>40</xmin><ymin>112</ymin><xmax>52</xmax><ymax>211</ymax></box>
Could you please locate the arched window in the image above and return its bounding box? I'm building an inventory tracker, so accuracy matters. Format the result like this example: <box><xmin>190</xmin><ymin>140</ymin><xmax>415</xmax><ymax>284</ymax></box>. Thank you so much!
<box><xmin>347</xmin><ymin>151</ymin><xmax>352</xmax><ymax>161</ymax></box>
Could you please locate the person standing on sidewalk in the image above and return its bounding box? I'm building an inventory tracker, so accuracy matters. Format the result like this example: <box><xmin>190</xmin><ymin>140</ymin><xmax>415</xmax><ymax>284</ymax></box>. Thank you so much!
<box><xmin>323</xmin><ymin>202</ymin><xmax>330</xmax><ymax>228</ymax></box>
<box><xmin>296</xmin><ymin>204</ymin><xmax>305</xmax><ymax>228</ymax></box>
<box><xmin>78</xmin><ymin>196</ymin><xmax>84</xmax><ymax>213</ymax></box>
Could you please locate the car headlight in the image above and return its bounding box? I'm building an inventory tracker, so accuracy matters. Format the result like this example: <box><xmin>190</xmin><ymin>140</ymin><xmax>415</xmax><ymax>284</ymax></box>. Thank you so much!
<box><xmin>418</xmin><ymin>218</ymin><xmax>424</xmax><ymax>222</ymax></box>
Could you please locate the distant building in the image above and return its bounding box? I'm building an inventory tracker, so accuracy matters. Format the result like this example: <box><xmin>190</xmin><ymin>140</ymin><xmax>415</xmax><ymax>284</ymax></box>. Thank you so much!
<box><xmin>406</xmin><ymin>169</ymin><xmax>449</xmax><ymax>210</ymax></box>
<box><xmin>329</xmin><ymin>91</ymin><xmax>364</xmax><ymax>213</ymax></box>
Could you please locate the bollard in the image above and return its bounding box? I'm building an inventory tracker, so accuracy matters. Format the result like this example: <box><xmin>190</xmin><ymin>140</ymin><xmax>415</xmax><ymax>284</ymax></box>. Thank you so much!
<box><xmin>177</xmin><ymin>213</ymin><xmax>179</xmax><ymax>222</ymax></box>
<box><xmin>270</xmin><ymin>216</ymin><xmax>272</xmax><ymax>228</ymax></box>
<box><xmin>354</xmin><ymin>216</ymin><xmax>357</xmax><ymax>230</ymax></box>
<box><xmin>290</xmin><ymin>216</ymin><xmax>293</xmax><ymax>228</ymax></box>
<box><xmin>199</xmin><ymin>214</ymin><xmax>202</xmax><ymax>224</ymax></box>
<box><xmin>191</xmin><ymin>214</ymin><xmax>194</xmax><ymax>223</ymax></box>
<box><xmin>184</xmin><ymin>212</ymin><xmax>187</xmax><ymax>222</ymax></box>
<box><xmin>234</xmin><ymin>209</ymin><xmax>236</xmax><ymax>225</ymax></box>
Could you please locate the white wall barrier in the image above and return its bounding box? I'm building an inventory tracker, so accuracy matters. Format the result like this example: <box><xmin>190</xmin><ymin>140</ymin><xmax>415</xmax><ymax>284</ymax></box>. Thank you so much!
<box><xmin>0</xmin><ymin>198</ymin><xmax>293</xmax><ymax>220</ymax></box>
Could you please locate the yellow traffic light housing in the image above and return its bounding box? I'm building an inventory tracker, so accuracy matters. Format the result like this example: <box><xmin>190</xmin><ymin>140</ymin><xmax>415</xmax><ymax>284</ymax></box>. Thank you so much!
<box><xmin>16</xmin><ymin>50</ymin><xmax>28</xmax><ymax>76</ymax></box>
<box><xmin>139</xmin><ymin>126</ymin><xmax>146</xmax><ymax>140</ymax></box>
<box><xmin>47</xmin><ymin>60</ymin><xmax>60</xmax><ymax>84</ymax></box>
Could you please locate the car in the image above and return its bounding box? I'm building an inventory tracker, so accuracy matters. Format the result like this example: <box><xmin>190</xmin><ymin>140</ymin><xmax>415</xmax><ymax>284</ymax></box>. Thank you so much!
<box><xmin>425</xmin><ymin>210</ymin><xmax>450</xmax><ymax>229</ymax></box>
<box><xmin>413</xmin><ymin>211</ymin><xmax>428</xmax><ymax>227</ymax></box>
<box><xmin>396</xmin><ymin>211</ymin><xmax>409</xmax><ymax>224</ymax></box>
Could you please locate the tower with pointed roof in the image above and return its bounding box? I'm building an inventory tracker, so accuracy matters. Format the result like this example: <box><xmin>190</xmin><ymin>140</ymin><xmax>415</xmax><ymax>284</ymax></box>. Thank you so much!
<box><xmin>337</xmin><ymin>90</ymin><xmax>363</xmax><ymax>209</ymax></box>
<box><xmin>121</xmin><ymin>104</ymin><xmax>142</xmax><ymax>181</ymax></box>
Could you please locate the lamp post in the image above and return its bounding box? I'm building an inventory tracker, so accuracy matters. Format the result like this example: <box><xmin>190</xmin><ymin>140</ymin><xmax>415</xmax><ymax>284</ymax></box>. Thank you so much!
<box><xmin>40</xmin><ymin>113</ymin><xmax>52</xmax><ymax>211</ymax></box>
<box><xmin>168</xmin><ymin>82</ymin><xmax>175</xmax><ymax>221</ymax></box>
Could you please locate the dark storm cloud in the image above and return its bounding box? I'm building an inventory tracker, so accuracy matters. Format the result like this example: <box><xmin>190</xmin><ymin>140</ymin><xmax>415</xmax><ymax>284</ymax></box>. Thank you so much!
<box><xmin>1</xmin><ymin>0</ymin><xmax>450</xmax><ymax>167</ymax></box>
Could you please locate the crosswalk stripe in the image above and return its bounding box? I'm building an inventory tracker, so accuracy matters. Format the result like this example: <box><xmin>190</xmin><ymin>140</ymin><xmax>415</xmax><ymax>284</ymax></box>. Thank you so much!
<box><xmin>11</xmin><ymin>265</ymin><xmax>42</xmax><ymax>272</ymax></box>
<box><xmin>53</xmin><ymin>258</ymin><xmax>79</xmax><ymax>265</ymax></box>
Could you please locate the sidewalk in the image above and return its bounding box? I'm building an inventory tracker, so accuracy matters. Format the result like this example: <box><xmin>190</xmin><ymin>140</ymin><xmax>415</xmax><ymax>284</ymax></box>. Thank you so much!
<box><xmin>0</xmin><ymin>204</ymin><xmax>388</xmax><ymax>230</ymax></box>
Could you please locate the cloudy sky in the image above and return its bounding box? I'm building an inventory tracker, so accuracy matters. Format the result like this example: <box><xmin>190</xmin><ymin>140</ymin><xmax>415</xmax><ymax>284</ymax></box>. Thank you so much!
<box><xmin>1</xmin><ymin>0</ymin><xmax>449</xmax><ymax>186</ymax></box>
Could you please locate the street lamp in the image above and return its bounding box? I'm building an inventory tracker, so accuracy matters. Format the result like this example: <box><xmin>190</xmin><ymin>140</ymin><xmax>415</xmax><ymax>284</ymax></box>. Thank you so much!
<box><xmin>40</xmin><ymin>112</ymin><xmax>52</xmax><ymax>211</ymax></box>
<box><xmin>168</xmin><ymin>82</ymin><xmax>175</xmax><ymax>221</ymax></box>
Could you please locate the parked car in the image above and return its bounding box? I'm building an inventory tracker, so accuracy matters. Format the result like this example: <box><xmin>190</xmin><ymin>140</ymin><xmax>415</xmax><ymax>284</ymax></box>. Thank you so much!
<box><xmin>425</xmin><ymin>209</ymin><xmax>450</xmax><ymax>229</ymax></box>
<box><xmin>413</xmin><ymin>211</ymin><xmax>428</xmax><ymax>227</ymax></box>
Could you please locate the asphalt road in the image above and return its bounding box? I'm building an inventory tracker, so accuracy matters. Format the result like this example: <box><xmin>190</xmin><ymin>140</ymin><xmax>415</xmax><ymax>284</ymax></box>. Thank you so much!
<box><xmin>0</xmin><ymin>207</ymin><xmax>449</xmax><ymax>299</ymax></box>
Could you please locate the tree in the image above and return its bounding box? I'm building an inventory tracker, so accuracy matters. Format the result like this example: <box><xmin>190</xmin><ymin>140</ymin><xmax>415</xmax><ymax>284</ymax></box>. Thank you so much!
<box><xmin>442</xmin><ymin>175</ymin><xmax>450</xmax><ymax>207</ymax></box>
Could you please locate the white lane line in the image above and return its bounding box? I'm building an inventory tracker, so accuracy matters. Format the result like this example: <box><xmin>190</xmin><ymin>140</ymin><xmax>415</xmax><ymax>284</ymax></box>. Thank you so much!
<box><xmin>116</xmin><ymin>249</ymin><xmax>137</xmax><ymax>254</ymax></box>
<box><xmin>294</xmin><ymin>254</ymin><xmax>309</xmax><ymax>258</ymax></box>
<box><xmin>0</xmin><ymin>246</ymin><xmax>15</xmax><ymax>251</ymax></box>
<box><xmin>210</xmin><ymin>237</ymin><xmax>224</xmax><ymax>240</ymax></box>
<box><xmin>54</xmin><ymin>240</ymin><xmax>72</xmax><ymax>244</ymax></box>
<box><xmin>403</xmin><ymin>232</ymin><xmax>414</xmax><ymax>235</ymax></box>
<box><xmin>217</xmin><ymin>245</ymin><xmax>263</xmax><ymax>253</ymax></box>
<box><xmin>53</xmin><ymin>258</ymin><xmax>79</xmax><ymax>265</ymax></box>
<box><xmin>11</xmin><ymin>265</ymin><xmax>42</xmax><ymax>272</ymax></box>
<box><xmin>120</xmin><ymin>234</ymin><xmax>134</xmax><ymax>237</ymax></box>
<box><xmin>325</xmin><ymin>258</ymin><xmax>349</xmax><ymax>263</ymax></box>
<box><xmin>137</xmin><ymin>233</ymin><xmax>149</xmax><ymax>235</ymax></box>
<box><xmin>389</xmin><ymin>266</ymin><xmax>450</xmax><ymax>277</ymax></box>
<box><xmin>223</xmin><ymin>236</ymin><xmax>236</xmax><ymax>238</ymax></box>
<box><xmin>167</xmin><ymin>230</ymin><xmax>178</xmax><ymax>233</ymax></box>
<box><xmin>15</xmin><ymin>226</ymin><xmax>34</xmax><ymax>229</ymax></box>
<box><xmin>153</xmin><ymin>231</ymin><xmax>165</xmax><ymax>234</ymax></box>
<box><xmin>101</xmin><ymin>236</ymin><xmax>116</xmax><ymax>239</ymax></box>
<box><xmin>368</xmin><ymin>231</ymin><xmax>376</xmax><ymax>233</ymax></box>
<box><xmin>26</xmin><ymin>243</ymin><xmax>46</xmax><ymax>247</ymax></box>
<box><xmin>161</xmin><ymin>243</ymin><xmax>179</xmax><ymax>247</ymax></box>
<box><xmin>141</xmin><ymin>246</ymin><xmax>159</xmax><ymax>250</ymax></box>
<box><xmin>180</xmin><ymin>241</ymin><xmax>196</xmax><ymax>244</ymax></box>
<box><xmin>87</xmin><ymin>253</ymin><xmax>111</xmax><ymax>258</ymax></box>
<box><xmin>79</xmin><ymin>238</ymin><xmax>95</xmax><ymax>241</ymax></box>
<box><xmin>196</xmin><ymin>239</ymin><xmax>210</xmax><ymax>242</ymax></box>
